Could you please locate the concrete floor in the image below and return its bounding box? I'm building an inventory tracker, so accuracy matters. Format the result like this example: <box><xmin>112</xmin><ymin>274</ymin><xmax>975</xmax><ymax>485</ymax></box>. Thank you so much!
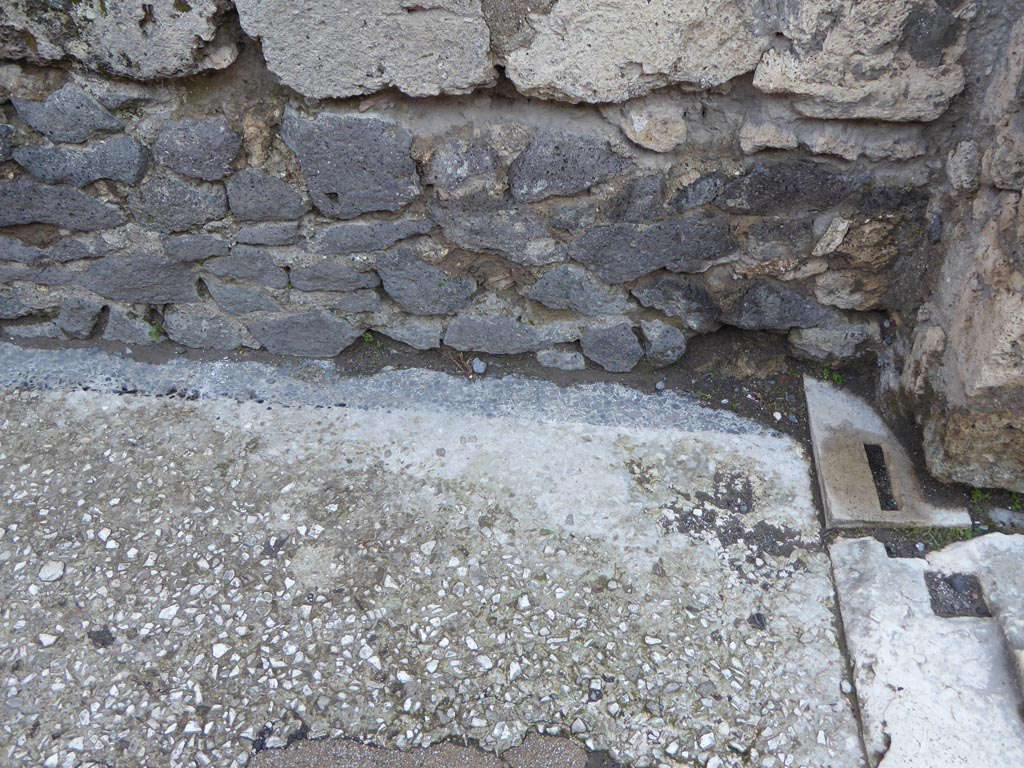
<box><xmin>1</xmin><ymin>342</ymin><xmax>1022</xmax><ymax>768</ymax></box>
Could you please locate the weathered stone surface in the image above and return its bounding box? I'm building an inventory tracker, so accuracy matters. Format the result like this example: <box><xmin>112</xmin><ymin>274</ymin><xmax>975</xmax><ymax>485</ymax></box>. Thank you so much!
<box><xmin>482</xmin><ymin>0</ymin><xmax>556</xmax><ymax>57</ymax></box>
<box><xmin>607</xmin><ymin>176</ymin><xmax>665</xmax><ymax>223</ymax></box>
<box><xmin>571</xmin><ymin>211</ymin><xmax>738</xmax><ymax>284</ymax></box>
<box><xmin>0</xmin><ymin>1</ymin><xmax>237</xmax><ymax>80</ymax></box>
<box><xmin>640</xmin><ymin>319</ymin><xmax>687</xmax><ymax>368</ymax></box>
<box><xmin>373</xmin><ymin>316</ymin><xmax>444</xmax><ymax>350</ymax></box>
<box><xmin>306</xmin><ymin>290</ymin><xmax>383</xmax><ymax>315</ymax></box>
<box><xmin>0</xmin><ymin>124</ymin><xmax>14</xmax><ymax>163</ymax></box>
<box><xmin>0</xmin><ymin>179</ymin><xmax>125</xmax><ymax>230</ymax></box>
<box><xmin>226</xmin><ymin>170</ymin><xmax>308</xmax><ymax>222</ymax></box>
<box><xmin>312</xmin><ymin>219</ymin><xmax>434</xmax><ymax>255</ymax></box>
<box><xmin>128</xmin><ymin>174</ymin><xmax>227</xmax><ymax>233</ymax></box>
<box><xmin>717</xmin><ymin>163</ymin><xmax>866</xmax><ymax>215</ymax></box>
<box><xmin>754</xmin><ymin>0</ymin><xmax>965</xmax><ymax>121</ymax></box>
<box><xmin>235</xmin><ymin>0</ymin><xmax>493</xmax><ymax>99</ymax></box>
<box><xmin>527</xmin><ymin>265</ymin><xmax>627</xmax><ymax>317</ymax></box>
<box><xmin>246</xmin><ymin>311</ymin><xmax>362</xmax><ymax>357</ymax></box>
<box><xmin>164</xmin><ymin>304</ymin><xmax>250</xmax><ymax>351</ymax></box>
<box><xmin>14</xmin><ymin>136</ymin><xmax>149</xmax><ymax>187</ymax></box>
<box><xmin>814</xmin><ymin>270</ymin><xmax>889</xmax><ymax>311</ymax></box>
<box><xmin>631</xmin><ymin>275</ymin><xmax>719</xmax><ymax>334</ymax></box>
<box><xmin>56</xmin><ymin>297</ymin><xmax>104</xmax><ymax>339</ymax></box>
<box><xmin>428</xmin><ymin>199</ymin><xmax>564</xmax><ymax>266</ymax></box>
<box><xmin>580</xmin><ymin>323</ymin><xmax>642</xmax><ymax>372</ymax></box>
<box><xmin>788</xmin><ymin>314</ymin><xmax>880</xmax><ymax>364</ymax></box>
<box><xmin>154</xmin><ymin>118</ymin><xmax>241</xmax><ymax>182</ymax></box>
<box><xmin>0</xmin><ymin>288</ymin><xmax>30</xmax><ymax>320</ymax></box>
<box><xmin>375</xmin><ymin>250</ymin><xmax>475</xmax><ymax>316</ymax></box>
<box><xmin>503</xmin><ymin>0</ymin><xmax>771</xmax><ymax>102</ymax></box>
<box><xmin>947</xmin><ymin>141</ymin><xmax>981</xmax><ymax>193</ymax></box>
<box><xmin>796</xmin><ymin>121</ymin><xmax>928</xmax><ymax>162</ymax></box>
<box><xmin>0</xmin><ymin>235</ymin><xmax>44</xmax><ymax>265</ymax></box>
<box><xmin>670</xmin><ymin>173</ymin><xmax>727</xmax><ymax>212</ymax></box>
<box><xmin>983</xmin><ymin>113</ymin><xmax>1024</xmax><ymax>191</ymax></box>
<box><xmin>81</xmin><ymin>251</ymin><xmax>198</xmax><ymax>304</ymax></box>
<box><xmin>204</xmin><ymin>246</ymin><xmax>289</xmax><ymax>289</ymax></box>
<box><xmin>203</xmin><ymin>277</ymin><xmax>280</xmax><ymax>315</ymax></box>
<box><xmin>290</xmin><ymin>260</ymin><xmax>380</xmax><ymax>293</ymax></box>
<box><xmin>162</xmin><ymin>234</ymin><xmax>230</xmax><ymax>263</ymax></box>
<box><xmin>536</xmin><ymin>348</ymin><xmax>586</xmax><ymax>371</ymax></box>
<box><xmin>444</xmin><ymin>315</ymin><xmax>576</xmax><ymax>354</ymax></box>
<box><xmin>925</xmin><ymin>409</ymin><xmax>1024</xmax><ymax>496</ymax></box>
<box><xmin>280</xmin><ymin>109</ymin><xmax>420</xmax><ymax>220</ymax></box>
<box><xmin>236</xmin><ymin>223</ymin><xmax>300</xmax><ymax>246</ymax></box>
<box><xmin>723</xmin><ymin>283</ymin><xmax>832</xmax><ymax>331</ymax></box>
<box><xmin>102</xmin><ymin>305</ymin><xmax>158</xmax><ymax>345</ymax></box>
<box><xmin>509</xmin><ymin>132</ymin><xmax>627</xmax><ymax>202</ymax></box>
<box><xmin>609</xmin><ymin>93</ymin><xmax>691</xmax><ymax>153</ymax></box>
<box><xmin>46</xmin><ymin>233</ymin><xmax>122</xmax><ymax>263</ymax></box>
<box><xmin>425</xmin><ymin>138</ymin><xmax>503</xmax><ymax>199</ymax></box>
<box><xmin>11</xmin><ymin>85</ymin><xmax>121</xmax><ymax>143</ymax></box>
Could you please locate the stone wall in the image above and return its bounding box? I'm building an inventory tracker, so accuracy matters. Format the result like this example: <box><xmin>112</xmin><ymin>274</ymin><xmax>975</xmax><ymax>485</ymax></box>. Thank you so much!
<box><xmin>0</xmin><ymin>1</ymin><xmax>1021</xmax><ymax>490</ymax></box>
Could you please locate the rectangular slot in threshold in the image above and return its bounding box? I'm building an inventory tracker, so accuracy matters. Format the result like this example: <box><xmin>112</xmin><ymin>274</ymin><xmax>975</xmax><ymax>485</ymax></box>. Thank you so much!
<box><xmin>864</xmin><ymin>443</ymin><xmax>899</xmax><ymax>511</ymax></box>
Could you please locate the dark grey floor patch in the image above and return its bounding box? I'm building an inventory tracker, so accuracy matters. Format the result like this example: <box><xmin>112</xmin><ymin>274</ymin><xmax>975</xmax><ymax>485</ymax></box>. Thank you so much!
<box><xmin>924</xmin><ymin>572</ymin><xmax>991</xmax><ymax>618</ymax></box>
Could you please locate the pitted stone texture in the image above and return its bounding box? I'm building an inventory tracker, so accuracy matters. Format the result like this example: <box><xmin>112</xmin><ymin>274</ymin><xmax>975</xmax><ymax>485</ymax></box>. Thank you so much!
<box><xmin>14</xmin><ymin>136</ymin><xmax>149</xmax><ymax>187</ymax></box>
<box><xmin>376</xmin><ymin>249</ymin><xmax>476</xmax><ymax>316</ymax></box>
<box><xmin>632</xmin><ymin>276</ymin><xmax>719</xmax><ymax>334</ymax></box>
<box><xmin>722</xmin><ymin>283</ymin><xmax>832</xmax><ymax>331</ymax></box>
<box><xmin>47</xmin><ymin>233</ymin><xmax>122</xmax><ymax>263</ymax></box>
<box><xmin>81</xmin><ymin>251</ymin><xmax>199</xmax><ymax>305</ymax></box>
<box><xmin>536</xmin><ymin>348</ymin><xmax>586</xmax><ymax>371</ymax></box>
<box><xmin>444</xmin><ymin>305</ymin><xmax>578</xmax><ymax>354</ymax></box>
<box><xmin>0</xmin><ymin>289</ymin><xmax>30</xmax><ymax>320</ymax></box>
<box><xmin>226</xmin><ymin>169</ymin><xmax>308</xmax><ymax>222</ymax></box>
<box><xmin>154</xmin><ymin>118</ymin><xmax>242</xmax><ymax>181</ymax></box>
<box><xmin>204</xmin><ymin>246</ymin><xmax>289</xmax><ymax>289</ymax></box>
<box><xmin>606</xmin><ymin>175</ymin><xmax>666</xmax><ymax>224</ymax></box>
<box><xmin>0</xmin><ymin>235</ymin><xmax>44</xmax><ymax>265</ymax></box>
<box><xmin>1</xmin><ymin>124</ymin><xmax>15</xmax><ymax>163</ymax></box>
<box><xmin>236</xmin><ymin>222</ymin><xmax>300</xmax><ymax>247</ymax></box>
<box><xmin>234</xmin><ymin>0</ymin><xmax>494</xmax><ymax>99</ymax></box>
<box><xmin>164</xmin><ymin>304</ymin><xmax>253</xmax><ymax>351</ymax></box>
<box><xmin>102</xmin><ymin>305</ymin><xmax>159</xmax><ymax>345</ymax></box>
<box><xmin>163</xmin><ymin>234</ymin><xmax>230</xmax><ymax>263</ymax></box>
<box><xmin>0</xmin><ymin>0</ymin><xmax>237</xmax><ymax>80</ymax></box>
<box><xmin>754</xmin><ymin>0</ymin><xmax>965</xmax><ymax>121</ymax></box>
<box><xmin>374</xmin><ymin>316</ymin><xmax>445</xmax><ymax>350</ymax></box>
<box><xmin>204</xmin><ymin>277</ymin><xmax>280</xmax><ymax>315</ymax></box>
<box><xmin>527</xmin><ymin>265</ymin><xmax>627</xmax><ymax>317</ymax></box>
<box><xmin>290</xmin><ymin>260</ymin><xmax>381</xmax><ymax>293</ymax></box>
<box><xmin>571</xmin><ymin>212</ymin><xmax>738</xmax><ymax>284</ymax></box>
<box><xmin>281</xmin><ymin>109</ymin><xmax>420</xmax><ymax>220</ymax></box>
<box><xmin>502</xmin><ymin>0</ymin><xmax>771</xmax><ymax>102</ymax></box>
<box><xmin>246</xmin><ymin>311</ymin><xmax>362</xmax><ymax>357</ymax></box>
<box><xmin>127</xmin><ymin>173</ymin><xmax>227</xmax><ymax>233</ymax></box>
<box><xmin>580</xmin><ymin>323</ymin><xmax>643</xmax><ymax>373</ymax></box>
<box><xmin>11</xmin><ymin>85</ymin><xmax>121</xmax><ymax>143</ymax></box>
<box><xmin>424</xmin><ymin>138</ymin><xmax>504</xmax><ymax>199</ymax></box>
<box><xmin>56</xmin><ymin>297</ymin><xmax>104</xmax><ymax>340</ymax></box>
<box><xmin>312</xmin><ymin>219</ymin><xmax>434</xmax><ymax>255</ymax></box>
<box><xmin>640</xmin><ymin>319</ymin><xmax>688</xmax><ymax>368</ymax></box>
<box><xmin>482</xmin><ymin>0</ymin><xmax>557</xmax><ymax>57</ymax></box>
<box><xmin>716</xmin><ymin>163</ymin><xmax>866</xmax><ymax>215</ymax></box>
<box><xmin>509</xmin><ymin>132</ymin><xmax>628</xmax><ymax>202</ymax></box>
<box><xmin>670</xmin><ymin>173</ymin><xmax>727</xmax><ymax>213</ymax></box>
<box><xmin>428</xmin><ymin>199</ymin><xmax>565</xmax><ymax>266</ymax></box>
<box><xmin>0</xmin><ymin>179</ymin><xmax>125</xmax><ymax>230</ymax></box>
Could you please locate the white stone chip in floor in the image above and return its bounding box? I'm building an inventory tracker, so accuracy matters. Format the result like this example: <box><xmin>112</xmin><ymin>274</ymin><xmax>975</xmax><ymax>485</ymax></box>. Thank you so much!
<box><xmin>830</xmin><ymin>537</ymin><xmax>1024</xmax><ymax>768</ymax></box>
<box><xmin>0</xmin><ymin>349</ymin><xmax>863</xmax><ymax>768</ymax></box>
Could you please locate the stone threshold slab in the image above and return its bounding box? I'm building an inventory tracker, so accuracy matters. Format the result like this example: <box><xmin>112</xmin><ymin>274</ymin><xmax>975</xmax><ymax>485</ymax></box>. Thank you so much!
<box><xmin>804</xmin><ymin>376</ymin><xmax>969</xmax><ymax>529</ymax></box>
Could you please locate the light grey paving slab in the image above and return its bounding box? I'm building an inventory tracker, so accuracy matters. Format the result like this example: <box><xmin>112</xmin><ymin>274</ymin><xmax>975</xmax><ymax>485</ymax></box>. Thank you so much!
<box><xmin>804</xmin><ymin>376</ymin><xmax>969</xmax><ymax>528</ymax></box>
<box><xmin>928</xmin><ymin>533</ymin><xmax>1024</xmax><ymax>700</ymax></box>
<box><xmin>0</xmin><ymin>345</ymin><xmax>863</xmax><ymax>768</ymax></box>
<box><xmin>831</xmin><ymin>537</ymin><xmax>1024</xmax><ymax>768</ymax></box>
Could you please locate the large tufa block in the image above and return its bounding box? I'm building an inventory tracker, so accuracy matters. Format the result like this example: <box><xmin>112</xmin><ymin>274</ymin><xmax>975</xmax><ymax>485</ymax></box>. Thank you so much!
<box><xmin>234</xmin><ymin>0</ymin><xmax>493</xmax><ymax>99</ymax></box>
